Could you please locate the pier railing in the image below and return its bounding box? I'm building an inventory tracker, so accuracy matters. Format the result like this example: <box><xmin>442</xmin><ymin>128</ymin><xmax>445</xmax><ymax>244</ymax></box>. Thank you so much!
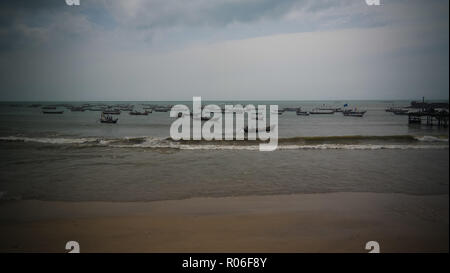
<box><xmin>408</xmin><ymin>111</ymin><xmax>449</xmax><ymax>127</ymax></box>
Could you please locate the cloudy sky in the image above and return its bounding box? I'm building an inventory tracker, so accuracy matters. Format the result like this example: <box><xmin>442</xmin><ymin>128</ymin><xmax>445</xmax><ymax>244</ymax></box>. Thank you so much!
<box><xmin>0</xmin><ymin>0</ymin><xmax>448</xmax><ymax>101</ymax></box>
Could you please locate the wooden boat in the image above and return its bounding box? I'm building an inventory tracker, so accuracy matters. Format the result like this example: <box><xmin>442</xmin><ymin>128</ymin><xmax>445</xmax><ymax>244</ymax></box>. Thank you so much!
<box><xmin>319</xmin><ymin>106</ymin><xmax>341</xmax><ymax>112</ymax></box>
<box><xmin>88</xmin><ymin>108</ymin><xmax>105</xmax><ymax>111</ymax></box>
<box><xmin>120</xmin><ymin>108</ymin><xmax>134</xmax><ymax>111</ymax></box>
<box><xmin>100</xmin><ymin>113</ymin><xmax>118</xmax><ymax>123</ymax></box>
<box><xmin>385</xmin><ymin>107</ymin><xmax>396</xmax><ymax>112</ymax></box>
<box><xmin>154</xmin><ymin>105</ymin><xmax>172</xmax><ymax>112</ymax></box>
<box><xmin>70</xmin><ymin>107</ymin><xmax>86</xmax><ymax>112</ymax></box>
<box><xmin>102</xmin><ymin>109</ymin><xmax>121</xmax><ymax>115</ymax></box>
<box><xmin>386</xmin><ymin>107</ymin><xmax>407</xmax><ymax>112</ymax></box>
<box><xmin>154</xmin><ymin>108</ymin><xmax>170</xmax><ymax>112</ymax></box>
<box><xmin>284</xmin><ymin>107</ymin><xmax>300</xmax><ymax>112</ymax></box>
<box><xmin>392</xmin><ymin>109</ymin><xmax>409</xmax><ymax>115</ymax></box>
<box><xmin>296</xmin><ymin>110</ymin><xmax>310</xmax><ymax>116</ymax></box>
<box><xmin>129</xmin><ymin>110</ymin><xmax>149</xmax><ymax>116</ymax></box>
<box><xmin>100</xmin><ymin>118</ymin><xmax>118</xmax><ymax>123</ymax></box>
<box><xmin>309</xmin><ymin>109</ymin><xmax>335</xmax><ymax>114</ymax></box>
<box><xmin>42</xmin><ymin>110</ymin><xmax>64</xmax><ymax>114</ymax></box>
<box><xmin>342</xmin><ymin>109</ymin><xmax>366</xmax><ymax>117</ymax></box>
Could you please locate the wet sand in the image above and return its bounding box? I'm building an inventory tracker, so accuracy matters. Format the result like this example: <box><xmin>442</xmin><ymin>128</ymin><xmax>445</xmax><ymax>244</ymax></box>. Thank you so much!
<box><xmin>0</xmin><ymin>192</ymin><xmax>448</xmax><ymax>253</ymax></box>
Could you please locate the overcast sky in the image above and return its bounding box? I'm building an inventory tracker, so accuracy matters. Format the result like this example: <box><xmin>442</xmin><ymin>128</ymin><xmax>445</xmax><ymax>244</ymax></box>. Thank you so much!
<box><xmin>0</xmin><ymin>0</ymin><xmax>448</xmax><ymax>101</ymax></box>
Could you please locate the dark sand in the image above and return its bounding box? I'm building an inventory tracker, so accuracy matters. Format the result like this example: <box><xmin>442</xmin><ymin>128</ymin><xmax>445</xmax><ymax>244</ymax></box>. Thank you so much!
<box><xmin>0</xmin><ymin>193</ymin><xmax>448</xmax><ymax>252</ymax></box>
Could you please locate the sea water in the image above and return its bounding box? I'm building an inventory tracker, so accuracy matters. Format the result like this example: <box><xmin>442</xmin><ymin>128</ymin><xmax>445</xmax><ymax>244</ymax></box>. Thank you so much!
<box><xmin>0</xmin><ymin>100</ymin><xmax>448</xmax><ymax>201</ymax></box>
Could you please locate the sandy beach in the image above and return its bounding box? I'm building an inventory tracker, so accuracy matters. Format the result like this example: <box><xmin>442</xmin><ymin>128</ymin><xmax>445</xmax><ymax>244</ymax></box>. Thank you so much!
<box><xmin>0</xmin><ymin>192</ymin><xmax>448</xmax><ymax>253</ymax></box>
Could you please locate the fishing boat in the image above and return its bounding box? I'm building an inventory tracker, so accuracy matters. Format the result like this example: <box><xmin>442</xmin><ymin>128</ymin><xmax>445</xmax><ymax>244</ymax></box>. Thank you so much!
<box><xmin>284</xmin><ymin>107</ymin><xmax>300</xmax><ymax>112</ymax></box>
<box><xmin>102</xmin><ymin>109</ymin><xmax>121</xmax><ymax>115</ymax></box>
<box><xmin>154</xmin><ymin>107</ymin><xmax>170</xmax><ymax>112</ymax></box>
<box><xmin>342</xmin><ymin>109</ymin><xmax>366</xmax><ymax>117</ymax></box>
<box><xmin>319</xmin><ymin>106</ymin><xmax>341</xmax><ymax>112</ymax></box>
<box><xmin>309</xmin><ymin>108</ymin><xmax>335</xmax><ymax>114</ymax></box>
<box><xmin>385</xmin><ymin>107</ymin><xmax>396</xmax><ymax>112</ymax></box>
<box><xmin>129</xmin><ymin>110</ymin><xmax>149</xmax><ymax>116</ymax></box>
<box><xmin>120</xmin><ymin>107</ymin><xmax>134</xmax><ymax>111</ymax></box>
<box><xmin>88</xmin><ymin>107</ymin><xmax>105</xmax><ymax>111</ymax></box>
<box><xmin>392</xmin><ymin>109</ymin><xmax>409</xmax><ymax>115</ymax></box>
<box><xmin>385</xmin><ymin>106</ymin><xmax>407</xmax><ymax>112</ymax></box>
<box><xmin>296</xmin><ymin>109</ymin><xmax>310</xmax><ymax>116</ymax></box>
<box><xmin>42</xmin><ymin>110</ymin><xmax>64</xmax><ymax>114</ymax></box>
<box><xmin>42</xmin><ymin>106</ymin><xmax>57</xmax><ymax>110</ymax></box>
<box><xmin>100</xmin><ymin>113</ymin><xmax>118</xmax><ymax>123</ymax></box>
<box><xmin>70</xmin><ymin>107</ymin><xmax>86</xmax><ymax>112</ymax></box>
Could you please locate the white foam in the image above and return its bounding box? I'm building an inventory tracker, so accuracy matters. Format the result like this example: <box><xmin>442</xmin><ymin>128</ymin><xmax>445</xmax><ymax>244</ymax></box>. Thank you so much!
<box><xmin>0</xmin><ymin>136</ymin><xmax>98</xmax><ymax>144</ymax></box>
<box><xmin>414</xmin><ymin>136</ymin><xmax>449</xmax><ymax>142</ymax></box>
<box><xmin>177</xmin><ymin>144</ymin><xmax>449</xmax><ymax>151</ymax></box>
<box><xmin>1</xmin><ymin>136</ymin><xmax>448</xmax><ymax>150</ymax></box>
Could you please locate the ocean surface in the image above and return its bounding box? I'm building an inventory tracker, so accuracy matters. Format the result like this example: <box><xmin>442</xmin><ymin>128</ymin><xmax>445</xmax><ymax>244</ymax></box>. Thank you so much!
<box><xmin>0</xmin><ymin>100</ymin><xmax>448</xmax><ymax>201</ymax></box>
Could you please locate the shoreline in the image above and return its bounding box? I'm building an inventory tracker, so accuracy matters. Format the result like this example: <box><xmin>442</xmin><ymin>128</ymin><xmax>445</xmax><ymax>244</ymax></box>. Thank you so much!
<box><xmin>0</xmin><ymin>192</ymin><xmax>448</xmax><ymax>253</ymax></box>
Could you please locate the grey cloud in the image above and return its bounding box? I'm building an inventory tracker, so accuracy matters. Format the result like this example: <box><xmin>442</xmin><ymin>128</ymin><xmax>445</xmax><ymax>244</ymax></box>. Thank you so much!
<box><xmin>0</xmin><ymin>0</ymin><xmax>448</xmax><ymax>100</ymax></box>
<box><xmin>0</xmin><ymin>0</ymin><xmax>306</xmax><ymax>51</ymax></box>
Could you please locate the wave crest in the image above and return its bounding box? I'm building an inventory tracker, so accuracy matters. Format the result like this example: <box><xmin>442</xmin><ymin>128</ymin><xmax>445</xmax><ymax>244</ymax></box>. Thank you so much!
<box><xmin>1</xmin><ymin>135</ymin><xmax>448</xmax><ymax>150</ymax></box>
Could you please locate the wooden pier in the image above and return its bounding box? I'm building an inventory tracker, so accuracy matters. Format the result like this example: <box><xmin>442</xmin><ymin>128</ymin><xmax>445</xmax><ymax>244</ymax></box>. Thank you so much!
<box><xmin>408</xmin><ymin>111</ymin><xmax>449</xmax><ymax>127</ymax></box>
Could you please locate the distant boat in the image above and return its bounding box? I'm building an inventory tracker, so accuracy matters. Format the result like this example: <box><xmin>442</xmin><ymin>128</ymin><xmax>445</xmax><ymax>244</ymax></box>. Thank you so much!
<box><xmin>296</xmin><ymin>109</ymin><xmax>310</xmax><ymax>116</ymax></box>
<box><xmin>88</xmin><ymin>108</ymin><xmax>105</xmax><ymax>111</ymax></box>
<box><xmin>342</xmin><ymin>109</ymin><xmax>366</xmax><ymax>117</ymax></box>
<box><xmin>310</xmin><ymin>108</ymin><xmax>335</xmax><ymax>114</ymax></box>
<box><xmin>392</xmin><ymin>109</ymin><xmax>409</xmax><ymax>115</ymax></box>
<box><xmin>154</xmin><ymin>107</ymin><xmax>170</xmax><ymax>112</ymax></box>
<box><xmin>102</xmin><ymin>109</ymin><xmax>121</xmax><ymax>115</ymax></box>
<box><xmin>100</xmin><ymin>113</ymin><xmax>118</xmax><ymax>123</ymax></box>
<box><xmin>42</xmin><ymin>110</ymin><xmax>64</xmax><ymax>114</ymax></box>
<box><xmin>70</xmin><ymin>107</ymin><xmax>86</xmax><ymax>112</ymax></box>
<box><xmin>42</xmin><ymin>106</ymin><xmax>57</xmax><ymax>110</ymax></box>
<box><xmin>319</xmin><ymin>106</ymin><xmax>341</xmax><ymax>112</ymax></box>
<box><xmin>386</xmin><ymin>107</ymin><xmax>406</xmax><ymax>113</ymax></box>
<box><xmin>120</xmin><ymin>107</ymin><xmax>134</xmax><ymax>111</ymax></box>
<box><xmin>129</xmin><ymin>110</ymin><xmax>149</xmax><ymax>116</ymax></box>
<box><xmin>284</xmin><ymin>107</ymin><xmax>300</xmax><ymax>112</ymax></box>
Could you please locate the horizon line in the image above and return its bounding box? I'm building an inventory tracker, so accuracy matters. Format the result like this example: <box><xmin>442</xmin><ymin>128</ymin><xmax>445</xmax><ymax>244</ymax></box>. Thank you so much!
<box><xmin>1</xmin><ymin>98</ymin><xmax>449</xmax><ymax>103</ymax></box>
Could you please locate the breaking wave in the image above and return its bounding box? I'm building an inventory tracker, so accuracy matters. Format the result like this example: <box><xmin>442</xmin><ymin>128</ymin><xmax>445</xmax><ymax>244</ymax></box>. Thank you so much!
<box><xmin>0</xmin><ymin>135</ymin><xmax>448</xmax><ymax>150</ymax></box>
